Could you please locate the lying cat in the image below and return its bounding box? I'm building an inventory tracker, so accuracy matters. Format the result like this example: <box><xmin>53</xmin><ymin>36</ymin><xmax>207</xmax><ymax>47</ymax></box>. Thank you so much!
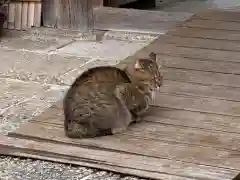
<box><xmin>63</xmin><ymin>52</ymin><xmax>163</xmax><ymax>138</ymax></box>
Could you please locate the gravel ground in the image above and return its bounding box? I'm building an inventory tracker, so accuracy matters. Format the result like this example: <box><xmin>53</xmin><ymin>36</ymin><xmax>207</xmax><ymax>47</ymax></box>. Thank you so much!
<box><xmin>0</xmin><ymin>156</ymin><xmax>147</xmax><ymax>180</ymax></box>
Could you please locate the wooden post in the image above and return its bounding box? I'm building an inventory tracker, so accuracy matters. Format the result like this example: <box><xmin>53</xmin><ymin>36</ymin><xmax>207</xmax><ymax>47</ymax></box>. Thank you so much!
<box><xmin>42</xmin><ymin>0</ymin><xmax>94</xmax><ymax>32</ymax></box>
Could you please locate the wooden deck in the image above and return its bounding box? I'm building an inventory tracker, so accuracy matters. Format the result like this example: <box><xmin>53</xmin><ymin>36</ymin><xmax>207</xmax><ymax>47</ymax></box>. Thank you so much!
<box><xmin>0</xmin><ymin>8</ymin><xmax>240</xmax><ymax>180</ymax></box>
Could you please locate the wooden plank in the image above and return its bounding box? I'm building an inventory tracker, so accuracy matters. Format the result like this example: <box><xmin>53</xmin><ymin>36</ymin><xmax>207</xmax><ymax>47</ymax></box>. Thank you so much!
<box><xmin>48</xmin><ymin>0</ymin><xmax>94</xmax><ymax>31</ymax></box>
<box><xmin>145</xmin><ymin>106</ymin><xmax>240</xmax><ymax>134</ymax></box>
<box><xmin>1</xmin><ymin>146</ymin><xmax>196</xmax><ymax>180</ymax></box>
<box><xmin>8</xmin><ymin>2</ymin><xmax>15</xmax><ymax>29</ymax></box>
<box><xmin>152</xmin><ymin>93</ymin><xmax>240</xmax><ymax>117</ymax></box>
<box><xmin>8</xmin><ymin>122</ymin><xmax>240</xmax><ymax>170</ymax></box>
<box><xmin>169</xmin><ymin>27</ymin><xmax>240</xmax><ymax>41</ymax></box>
<box><xmin>42</xmin><ymin>0</ymin><xmax>56</xmax><ymax>28</ymax></box>
<box><xmin>159</xmin><ymin>55</ymin><xmax>240</xmax><ymax>74</ymax></box>
<box><xmin>163</xmin><ymin>68</ymin><xmax>240</xmax><ymax>88</ymax></box>
<box><xmin>2</xmin><ymin>136</ymin><xmax>237</xmax><ymax>180</ymax></box>
<box><xmin>142</xmin><ymin>43</ymin><xmax>240</xmax><ymax>63</ymax></box>
<box><xmin>29</xmin><ymin>97</ymin><xmax>240</xmax><ymax>134</ymax></box>
<box><xmin>161</xmin><ymin>36</ymin><xmax>240</xmax><ymax>52</ymax></box>
<box><xmin>194</xmin><ymin>9</ymin><xmax>240</xmax><ymax>22</ymax></box>
<box><xmin>28</xmin><ymin>99</ymin><xmax>240</xmax><ymax>134</ymax></box>
<box><xmin>161</xmin><ymin>80</ymin><xmax>240</xmax><ymax>102</ymax></box>
<box><xmin>21</xmin><ymin>2</ymin><xmax>28</xmax><ymax>29</ymax></box>
<box><xmin>33</xmin><ymin>2</ymin><xmax>41</xmax><ymax>27</ymax></box>
<box><xmin>27</xmin><ymin>2</ymin><xmax>34</xmax><ymax>28</ymax></box>
<box><xmin>181</xmin><ymin>19</ymin><xmax>240</xmax><ymax>31</ymax></box>
<box><xmin>14</xmin><ymin>2</ymin><xmax>22</xmax><ymax>30</ymax></box>
<box><xmin>56</xmin><ymin>0</ymin><xmax>70</xmax><ymax>29</ymax></box>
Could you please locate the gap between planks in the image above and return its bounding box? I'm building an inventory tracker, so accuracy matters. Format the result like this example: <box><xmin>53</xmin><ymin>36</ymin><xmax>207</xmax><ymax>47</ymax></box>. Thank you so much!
<box><xmin>168</xmin><ymin>27</ymin><xmax>240</xmax><ymax>41</ymax></box>
<box><xmin>193</xmin><ymin>9</ymin><xmax>240</xmax><ymax>23</ymax></box>
<box><xmin>179</xmin><ymin>19</ymin><xmax>240</xmax><ymax>31</ymax></box>
<box><xmin>141</xmin><ymin>44</ymin><xmax>240</xmax><ymax>63</ymax></box>
<box><xmin>9</xmin><ymin>118</ymin><xmax>240</xmax><ymax>152</ymax></box>
<box><xmin>158</xmin><ymin>35</ymin><xmax>240</xmax><ymax>52</ymax></box>
<box><xmin>8</xmin><ymin>125</ymin><xmax>240</xmax><ymax>171</ymax></box>
<box><xmin>158</xmin><ymin>54</ymin><xmax>240</xmax><ymax>75</ymax></box>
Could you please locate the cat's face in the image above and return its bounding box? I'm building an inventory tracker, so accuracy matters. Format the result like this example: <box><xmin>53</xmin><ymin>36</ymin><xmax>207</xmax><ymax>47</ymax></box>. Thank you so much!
<box><xmin>132</xmin><ymin>52</ymin><xmax>163</xmax><ymax>91</ymax></box>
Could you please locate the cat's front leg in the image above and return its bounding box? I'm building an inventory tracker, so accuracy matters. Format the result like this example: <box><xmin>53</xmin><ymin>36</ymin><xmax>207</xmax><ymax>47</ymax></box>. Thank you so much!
<box><xmin>130</xmin><ymin>110</ymin><xmax>141</xmax><ymax>122</ymax></box>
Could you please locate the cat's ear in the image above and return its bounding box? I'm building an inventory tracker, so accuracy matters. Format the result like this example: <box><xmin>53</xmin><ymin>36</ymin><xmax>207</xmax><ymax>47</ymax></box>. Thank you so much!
<box><xmin>134</xmin><ymin>59</ymin><xmax>142</xmax><ymax>70</ymax></box>
<box><xmin>149</xmin><ymin>52</ymin><xmax>157</xmax><ymax>61</ymax></box>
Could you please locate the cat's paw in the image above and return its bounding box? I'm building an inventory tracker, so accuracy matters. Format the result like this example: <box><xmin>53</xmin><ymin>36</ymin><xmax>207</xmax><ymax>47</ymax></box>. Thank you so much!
<box><xmin>111</xmin><ymin>127</ymin><xmax>127</xmax><ymax>134</ymax></box>
<box><xmin>131</xmin><ymin>113</ymin><xmax>141</xmax><ymax>122</ymax></box>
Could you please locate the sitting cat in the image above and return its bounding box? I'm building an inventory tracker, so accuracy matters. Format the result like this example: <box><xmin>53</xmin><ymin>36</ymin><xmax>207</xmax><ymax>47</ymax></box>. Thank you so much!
<box><xmin>63</xmin><ymin>52</ymin><xmax>163</xmax><ymax>138</ymax></box>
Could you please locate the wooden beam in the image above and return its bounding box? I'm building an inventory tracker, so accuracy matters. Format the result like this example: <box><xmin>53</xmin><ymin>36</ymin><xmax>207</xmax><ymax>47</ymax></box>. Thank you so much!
<box><xmin>42</xmin><ymin>0</ymin><xmax>94</xmax><ymax>31</ymax></box>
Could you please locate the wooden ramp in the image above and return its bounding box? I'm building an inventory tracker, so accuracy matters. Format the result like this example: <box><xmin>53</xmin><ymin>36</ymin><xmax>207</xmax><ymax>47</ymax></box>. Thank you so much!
<box><xmin>1</xmin><ymin>8</ymin><xmax>240</xmax><ymax>180</ymax></box>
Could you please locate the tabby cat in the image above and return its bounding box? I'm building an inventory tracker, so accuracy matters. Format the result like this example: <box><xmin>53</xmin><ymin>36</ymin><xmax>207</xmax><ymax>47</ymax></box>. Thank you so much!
<box><xmin>63</xmin><ymin>52</ymin><xmax>163</xmax><ymax>138</ymax></box>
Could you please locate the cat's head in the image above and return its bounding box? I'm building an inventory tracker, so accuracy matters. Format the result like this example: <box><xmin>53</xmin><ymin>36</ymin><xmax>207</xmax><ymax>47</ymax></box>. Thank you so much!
<box><xmin>127</xmin><ymin>52</ymin><xmax>163</xmax><ymax>91</ymax></box>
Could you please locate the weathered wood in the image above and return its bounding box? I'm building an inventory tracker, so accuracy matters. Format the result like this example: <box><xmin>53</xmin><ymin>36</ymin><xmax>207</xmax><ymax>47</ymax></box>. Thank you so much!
<box><xmin>169</xmin><ymin>27</ymin><xmax>240</xmax><ymax>41</ymax></box>
<box><xmin>194</xmin><ymin>9</ymin><xmax>240</xmax><ymax>22</ymax></box>
<box><xmin>161</xmin><ymin>36</ymin><xmax>240</xmax><ymax>52</ymax></box>
<box><xmin>28</xmin><ymin>99</ymin><xmax>240</xmax><ymax>134</ymax></box>
<box><xmin>152</xmin><ymin>93</ymin><xmax>240</xmax><ymax>117</ymax></box>
<box><xmin>8</xmin><ymin>2</ymin><xmax>15</xmax><ymax>29</ymax></box>
<box><xmin>33</xmin><ymin>2</ymin><xmax>41</xmax><ymax>27</ymax></box>
<box><xmin>138</xmin><ymin>43</ymin><xmax>240</xmax><ymax>63</ymax></box>
<box><xmin>42</xmin><ymin>0</ymin><xmax>94</xmax><ymax>31</ymax></box>
<box><xmin>8</xmin><ymin>122</ymin><xmax>240</xmax><ymax>170</ymax></box>
<box><xmin>21</xmin><ymin>2</ymin><xmax>28</xmax><ymax>29</ymax></box>
<box><xmin>42</xmin><ymin>0</ymin><xmax>55</xmax><ymax>28</ymax></box>
<box><xmin>14</xmin><ymin>2</ymin><xmax>22</xmax><ymax>30</ymax></box>
<box><xmin>181</xmin><ymin>19</ymin><xmax>240</xmax><ymax>31</ymax></box>
<box><xmin>159</xmin><ymin>55</ymin><xmax>240</xmax><ymax>74</ymax></box>
<box><xmin>1</xmin><ymin>147</ymin><xmax>196</xmax><ymax>180</ymax></box>
<box><xmin>161</xmin><ymin>80</ymin><xmax>240</xmax><ymax>102</ymax></box>
<box><xmin>164</xmin><ymin>68</ymin><xmax>240</xmax><ymax>87</ymax></box>
<box><xmin>27</xmin><ymin>2</ymin><xmax>34</xmax><ymax>28</ymax></box>
<box><xmin>0</xmin><ymin>136</ymin><xmax>237</xmax><ymax>180</ymax></box>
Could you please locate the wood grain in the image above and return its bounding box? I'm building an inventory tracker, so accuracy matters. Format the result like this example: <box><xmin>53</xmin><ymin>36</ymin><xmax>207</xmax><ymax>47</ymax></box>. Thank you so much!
<box><xmin>163</xmin><ymin>68</ymin><xmax>240</xmax><ymax>87</ymax></box>
<box><xmin>181</xmin><ymin>19</ymin><xmax>240</xmax><ymax>31</ymax></box>
<box><xmin>194</xmin><ymin>9</ymin><xmax>240</xmax><ymax>22</ymax></box>
<box><xmin>162</xmin><ymin>35</ymin><xmax>240</xmax><ymax>52</ymax></box>
<box><xmin>169</xmin><ymin>27</ymin><xmax>240</xmax><ymax>41</ymax></box>
<box><xmin>28</xmin><ymin>101</ymin><xmax>240</xmax><ymax>134</ymax></box>
<box><xmin>27</xmin><ymin>2</ymin><xmax>34</xmax><ymax>28</ymax></box>
<box><xmin>8</xmin><ymin>3</ymin><xmax>15</xmax><ymax>29</ymax></box>
<box><xmin>14</xmin><ymin>2</ymin><xmax>22</xmax><ymax>30</ymax></box>
<box><xmin>42</xmin><ymin>0</ymin><xmax>93</xmax><ymax>31</ymax></box>
<box><xmin>8</xmin><ymin>122</ymin><xmax>240</xmax><ymax>170</ymax></box>
<box><xmin>141</xmin><ymin>43</ymin><xmax>240</xmax><ymax>63</ymax></box>
<box><xmin>1</xmin><ymin>136</ymin><xmax>237</xmax><ymax>180</ymax></box>
<box><xmin>21</xmin><ymin>2</ymin><xmax>28</xmax><ymax>29</ymax></box>
<box><xmin>33</xmin><ymin>2</ymin><xmax>41</xmax><ymax>27</ymax></box>
<box><xmin>158</xmin><ymin>55</ymin><xmax>240</xmax><ymax>74</ymax></box>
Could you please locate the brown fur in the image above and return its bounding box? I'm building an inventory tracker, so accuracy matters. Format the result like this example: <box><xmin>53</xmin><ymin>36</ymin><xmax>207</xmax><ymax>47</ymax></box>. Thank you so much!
<box><xmin>63</xmin><ymin>52</ymin><xmax>163</xmax><ymax>138</ymax></box>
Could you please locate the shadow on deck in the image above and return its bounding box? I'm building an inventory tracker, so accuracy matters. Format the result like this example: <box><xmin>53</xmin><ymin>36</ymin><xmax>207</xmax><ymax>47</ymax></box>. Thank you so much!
<box><xmin>0</xmin><ymin>8</ymin><xmax>240</xmax><ymax>180</ymax></box>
